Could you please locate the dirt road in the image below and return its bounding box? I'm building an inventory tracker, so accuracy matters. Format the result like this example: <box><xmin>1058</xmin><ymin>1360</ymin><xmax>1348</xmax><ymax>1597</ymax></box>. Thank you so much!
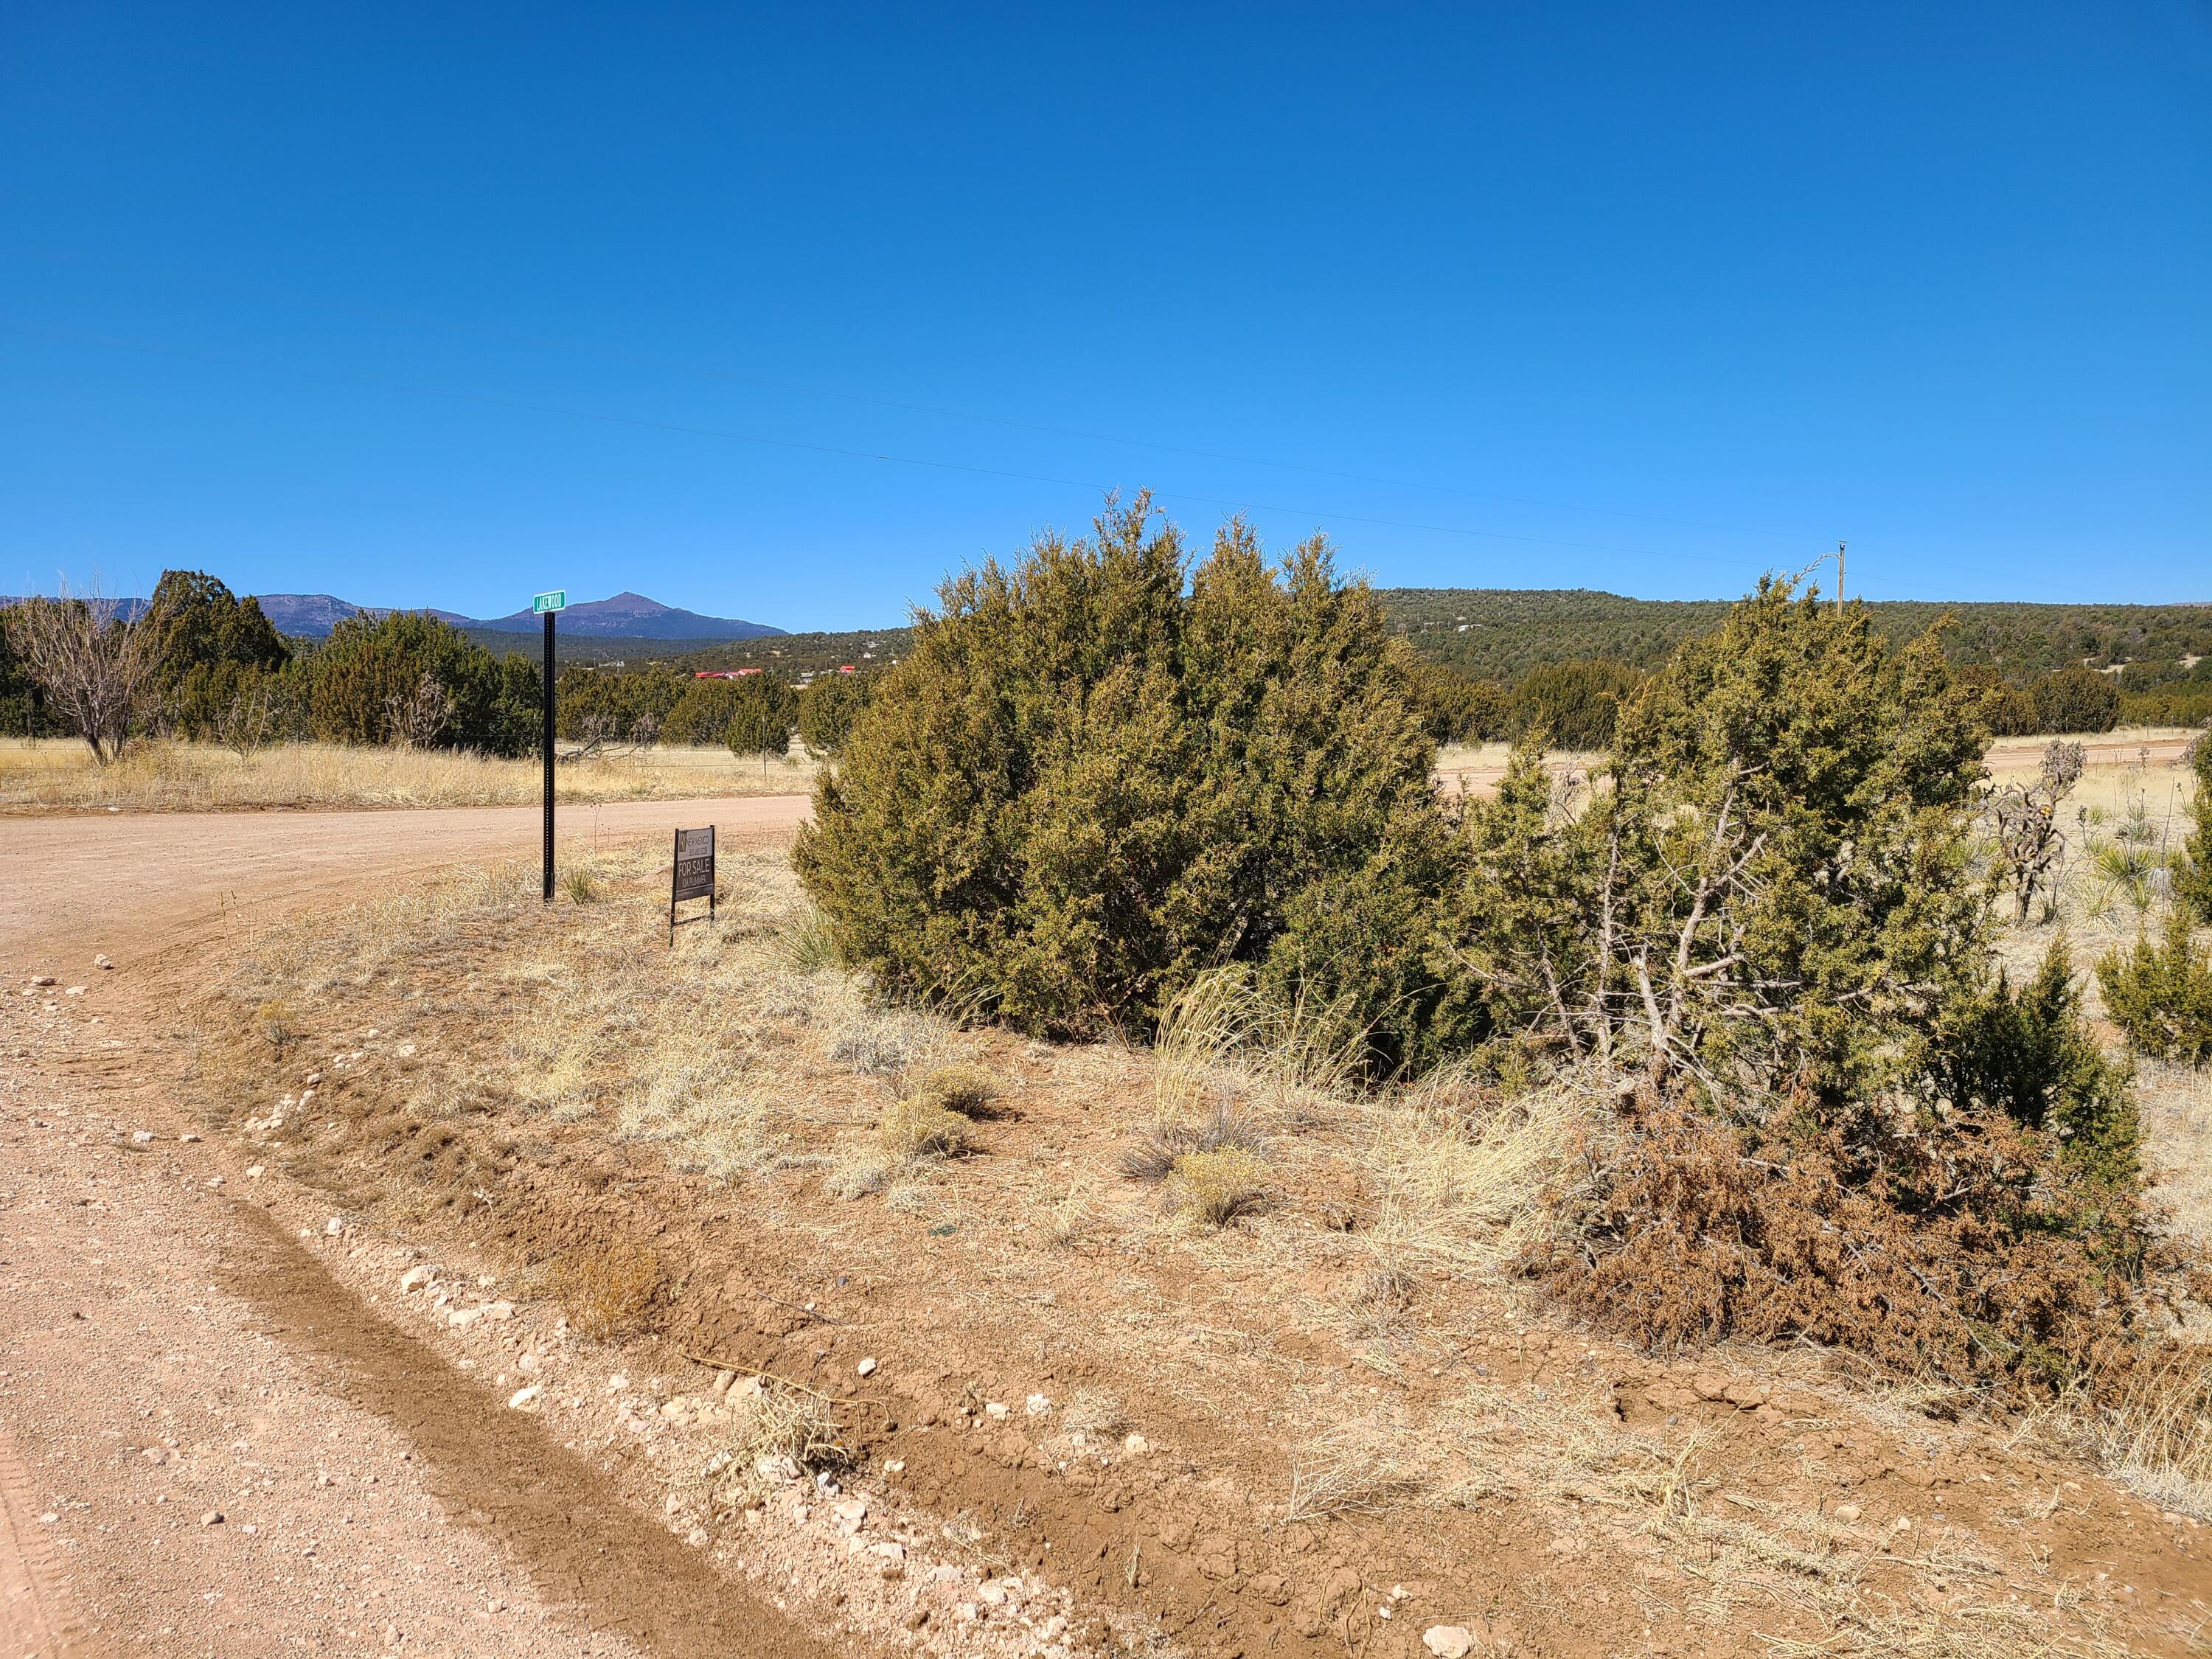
<box><xmin>0</xmin><ymin>793</ymin><xmax>811</xmax><ymax>967</ymax></box>
<box><xmin>0</xmin><ymin>790</ymin><xmax>844</xmax><ymax>1658</ymax></box>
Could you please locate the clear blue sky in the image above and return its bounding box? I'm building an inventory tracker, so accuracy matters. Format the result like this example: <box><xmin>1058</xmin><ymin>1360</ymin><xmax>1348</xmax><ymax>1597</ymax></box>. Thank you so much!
<box><xmin>2</xmin><ymin>2</ymin><xmax>2206</xmax><ymax>627</ymax></box>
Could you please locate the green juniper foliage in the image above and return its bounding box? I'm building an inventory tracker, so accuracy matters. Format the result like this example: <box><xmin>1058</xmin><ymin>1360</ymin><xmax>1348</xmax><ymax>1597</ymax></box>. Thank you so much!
<box><xmin>1933</xmin><ymin>938</ymin><xmax>2138</xmax><ymax>1188</ymax></box>
<box><xmin>2176</xmin><ymin>732</ymin><xmax>2212</xmax><ymax>925</ymax></box>
<box><xmin>1433</xmin><ymin>579</ymin><xmax>1991</xmax><ymax>1113</ymax></box>
<box><xmin>306</xmin><ymin>612</ymin><xmax>540</xmax><ymax>757</ymax></box>
<box><xmin>2097</xmin><ymin>914</ymin><xmax>2212</xmax><ymax>1065</ymax></box>
<box><xmin>795</xmin><ymin>494</ymin><xmax>1442</xmax><ymax>1038</ymax></box>
<box><xmin>721</xmin><ymin>674</ymin><xmax>799</xmax><ymax>771</ymax></box>
<box><xmin>796</xmin><ymin>671</ymin><xmax>872</xmax><ymax>758</ymax></box>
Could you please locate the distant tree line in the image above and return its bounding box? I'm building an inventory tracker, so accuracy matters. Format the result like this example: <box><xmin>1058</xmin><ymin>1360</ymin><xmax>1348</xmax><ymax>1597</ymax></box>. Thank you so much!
<box><xmin>1</xmin><ymin>571</ymin><xmax>884</xmax><ymax>766</ymax></box>
<box><xmin>0</xmin><ymin>573</ymin><xmax>541</xmax><ymax>759</ymax></box>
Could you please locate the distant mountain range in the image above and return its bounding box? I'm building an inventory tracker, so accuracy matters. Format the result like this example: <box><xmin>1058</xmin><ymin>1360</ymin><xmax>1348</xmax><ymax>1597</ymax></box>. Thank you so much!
<box><xmin>250</xmin><ymin>590</ymin><xmax>784</xmax><ymax>641</ymax></box>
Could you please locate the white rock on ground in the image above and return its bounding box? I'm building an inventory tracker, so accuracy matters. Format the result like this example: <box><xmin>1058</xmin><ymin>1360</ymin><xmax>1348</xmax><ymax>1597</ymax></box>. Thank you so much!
<box><xmin>855</xmin><ymin>1356</ymin><xmax>877</xmax><ymax>1377</ymax></box>
<box><xmin>507</xmin><ymin>1385</ymin><xmax>545</xmax><ymax>1410</ymax></box>
<box><xmin>400</xmin><ymin>1265</ymin><xmax>435</xmax><ymax>1292</ymax></box>
<box><xmin>1424</xmin><ymin>1627</ymin><xmax>1475</xmax><ymax>1659</ymax></box>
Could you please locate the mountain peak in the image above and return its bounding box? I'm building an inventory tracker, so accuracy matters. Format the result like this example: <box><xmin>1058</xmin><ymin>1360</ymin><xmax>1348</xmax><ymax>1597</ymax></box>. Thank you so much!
<box><xmin>250</xmin><ymin>591</ymin><xmax>785</xmax><ymax>641</ymax></box>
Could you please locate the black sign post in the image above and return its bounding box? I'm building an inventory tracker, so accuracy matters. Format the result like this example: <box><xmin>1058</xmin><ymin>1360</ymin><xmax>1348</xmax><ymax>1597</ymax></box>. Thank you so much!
<box><xmin>670</xmin><ymin>825</ymin><xmax>716</xmax><ymax>943</ymax></box>
<box><xmin>534</xmin><ymin>591</ymin><xmax>566</xmax><ymax>902</ymax></box>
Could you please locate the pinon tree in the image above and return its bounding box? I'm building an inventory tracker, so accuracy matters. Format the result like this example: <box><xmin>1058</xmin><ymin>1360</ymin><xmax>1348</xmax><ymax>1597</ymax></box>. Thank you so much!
<box><xmin>1437</xmin><ymin>579</ymin><xmax>1992</xmax><ymax>1108</ymax></box>
<box><xmin>1442</xmin><ymin>582</ymin><xmax>2152</xmax><ymax>1386</ymax></box>
<box><xmin>793</xmin><ymin>494</ymin><xmax>1442</xmax><ymax>1038</ymax></box>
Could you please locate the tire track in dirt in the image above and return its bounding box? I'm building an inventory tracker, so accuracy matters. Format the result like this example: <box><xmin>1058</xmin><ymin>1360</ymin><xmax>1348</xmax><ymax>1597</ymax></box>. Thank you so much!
<box><xmin>0</xmin><ymin>1423</ymin><xmax>85</xmax><ymax>1659</ymax></box>
<box><xmin>212</xmin><ymin>1203</ymin><xmax>849</xmax><ymax>1659</ymax></box>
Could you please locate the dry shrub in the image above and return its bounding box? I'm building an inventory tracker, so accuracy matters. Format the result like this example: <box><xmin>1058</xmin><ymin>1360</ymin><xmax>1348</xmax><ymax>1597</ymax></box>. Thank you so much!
<box><xmin>878</xmin><ymin>1098</ymin><xmax>969</xmax><ymax>1161</ymax></box>
<box><xmin>548</xmin><ymin>1242</ymin><xmax>666</xmax><ymax>1340</ymax></box>
<box><xmin>1284</xmin><ymin>1419</ymin><xmax>1418</xmax><ymax>1521</ymax></box>
<box><xmin>2051</xmin><ymin>1345</ymin><xmax>2212</xmax><ymax>1520</ymax></box>
<box><xmin>914</xmin><ymin>1061</ymin><xmax>1001</xmax><ymax>1115</ymax></box>
<box><xmin>703</xmin><ymin>1377</ymin><xmax>846</xmax><ymax>1509</ymax></box>
<box><xmin>252</xmin><ymin>998</ymin><xmax>299</xmax><ymax>1051</ymax></box>
<box><xmin>1120</xmin><ymin>1102</ymin><xmax>1264</xmax><ymax>1183</ymax></box>
<box><xmin>1172</xmin><ymin>1146</ymin><xmax>1270</xmax><ymax>1225</ymax></box>
<box><xmin>1529</xmin><ymin>1094</ymin><xmax>2156</xmax><ymax>1393</ymax></box>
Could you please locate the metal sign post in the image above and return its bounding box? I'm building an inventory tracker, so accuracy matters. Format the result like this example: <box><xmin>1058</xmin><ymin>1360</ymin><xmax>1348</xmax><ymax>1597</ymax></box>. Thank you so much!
<box><xmin>670</xmin><ymin>825</ymin><xmax>716</xmax><ymax>942</ymax></box>
<box><xmin>534</xmin><ymin>591</ymin><xmax>566</xmax><ymax>902</ymax></box>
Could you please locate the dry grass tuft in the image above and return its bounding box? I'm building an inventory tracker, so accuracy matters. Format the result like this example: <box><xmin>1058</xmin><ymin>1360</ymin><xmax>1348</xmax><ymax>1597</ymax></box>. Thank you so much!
<box><xmin>914</xmin><ymin>1061</ymin><xmax>1002</xmax><ymax>1116</ymax></box>
<box><xmin>251</xmin><ymin>998</ymin><xmax>299</xmax><ymax>1051</ymax></box>
<box><xmin>877</xmin><ymin>1097</ymin><xmax>970</xmax><ymax>1161</ymax></box>
<box><xmin>823</xmin><ymin>1155</ymin><xmax>891</xmax><ymax>1200</ymax></box>
<box><xmin>2044</xmin><ymin>1347</ymin><xmax>2212</xmax><ymax>1520</ymax></box>
<box><xmin>1062</xmin><ymin>1385</ymin><xmax>1128</xmax><ymax>1437</ymax></box>
<box><xmin>1151</xmin><ymin>967</ymin><xmax>1365</xmax><ymax>1121</ymax></box>
<box><xmin>1040</xmin><ymin>1185</ymin><xmax>1097</xmax><ymax>1251</ymax></box>
<box><xmin>1172</xmin><ymin>1146</ymin><xmax>1271</xmax><ymax>1225</ymax></box>
<box><xmin>1363</xmin><ymin>1070</ymin><xmax>1599</xmax><ymax>1281</ymax></box>
<box><xmin>1284</xmin><ymin>1419</ymin><xmax>1418</xmax><ymax>1521</ymax></box>
<box><xmin>548</xmin><ymin>1243</ymin><xmax>667</xmax><ymax>1341</ymax></box>
<box><xmin>702</xmin><ymin>1377</ymin><xmax>847</xmax><ymax>1509</ymax></box>
<box><xmin>1119</xmin><ymin>1102</ymin><xmax>1265</xmax><ymax>1184</ymax></box>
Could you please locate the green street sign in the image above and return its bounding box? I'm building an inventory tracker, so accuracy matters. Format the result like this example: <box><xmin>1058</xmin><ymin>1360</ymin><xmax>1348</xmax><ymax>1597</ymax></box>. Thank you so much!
<box><xmin>532</xmin><ymin>591</ymin><xmax>568</xmax><ymax>614</ymax></box>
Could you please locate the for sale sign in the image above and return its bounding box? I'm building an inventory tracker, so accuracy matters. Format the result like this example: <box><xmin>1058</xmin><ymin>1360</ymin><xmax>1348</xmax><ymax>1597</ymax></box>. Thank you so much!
<box><xmin>669</xmin><ymin>825</ymin><xmax>716</xmax><ymax>941</ymax></box>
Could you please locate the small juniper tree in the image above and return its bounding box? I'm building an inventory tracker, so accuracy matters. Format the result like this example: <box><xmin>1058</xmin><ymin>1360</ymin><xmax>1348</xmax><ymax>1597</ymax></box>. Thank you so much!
<box><xmin>723</xmin><ymin>675</ymin><xmax>799</xmax><ymax>773</ymax></box>
<box><xmin>794</xmin><ymin>494</ymin><xmax>1441</xmax><ymax>1037</ymax></box>
<box><xmin>2176</xmin><ymin>731</ymin><xmax>2212</xmax><ymax>924</ymax></box>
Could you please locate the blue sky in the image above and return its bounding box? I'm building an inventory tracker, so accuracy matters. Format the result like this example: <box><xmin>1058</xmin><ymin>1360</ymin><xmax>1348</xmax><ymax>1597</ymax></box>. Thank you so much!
<box><xmin>2</xmin><ymin>2</ymin><xmax>2206</xmax><ymax>627</ymax></box>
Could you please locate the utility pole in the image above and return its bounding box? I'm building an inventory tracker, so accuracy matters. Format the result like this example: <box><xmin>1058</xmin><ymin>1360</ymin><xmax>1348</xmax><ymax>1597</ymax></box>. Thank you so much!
<box><xmin>1836</xmin><ymin>541</ymin><xmax>1846</xmax><ymax>612</ymax></box>
<box><xmin>534</xmin><ymin>590</ymin><xmax>567</xmax><ymax>902</ymax></box>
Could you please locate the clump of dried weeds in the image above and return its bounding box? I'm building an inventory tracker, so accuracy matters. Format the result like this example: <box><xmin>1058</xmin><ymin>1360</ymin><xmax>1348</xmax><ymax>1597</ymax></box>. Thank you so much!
<box><xmin>547</xmin><ymin>1242</ymin><xmax>666</xmax><ymax>1341</ymax></box>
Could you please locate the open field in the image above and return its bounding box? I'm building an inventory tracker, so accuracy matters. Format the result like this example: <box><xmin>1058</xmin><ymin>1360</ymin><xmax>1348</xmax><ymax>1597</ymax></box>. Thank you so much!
<box><xmin>0</xmin><ymin>737</ymin><xmax>818</xmax><ymax>814</ymax></box>
<box><xmin>6</xmin><ymin>727</ymin><xmax>2212</xmax><ymax>1657</ymax></box>
<box><xmin>57</xmin><ymin>822</ymin><xmax>2197</xmax><ymax>1658</ymax></box>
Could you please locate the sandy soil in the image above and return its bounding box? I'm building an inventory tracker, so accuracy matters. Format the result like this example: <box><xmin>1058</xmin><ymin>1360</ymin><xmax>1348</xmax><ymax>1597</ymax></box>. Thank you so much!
<box><xmin>0</xmin><ymin>793</ymin><xmax>810</xmax><ymax>966</ymax></box>
<box><xmin>0</xmin><ymin>794</ymin><xmax>841</xmax><ymax>1658</ymax></box>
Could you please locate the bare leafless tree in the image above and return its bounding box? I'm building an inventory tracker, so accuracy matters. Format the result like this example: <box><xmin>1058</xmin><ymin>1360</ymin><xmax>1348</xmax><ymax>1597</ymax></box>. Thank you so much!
<box><xmin>383</xmin><ymin>671</ymin><xmax>452</xmax><ymax>750</ymax></box>
<box><xmin>215</xmin><ymin>678</ymin><xmax>280</xmax><ymax>757</ymax></box>
<box><xmin>0</xmin><ymin>581</ymin><xmax>162</xmax><ymax>762</ymax></box>
<box><xmin>1989</xmin><ymin>738</ymin><xmax>2085</xmax><ymax>921</ymax></box>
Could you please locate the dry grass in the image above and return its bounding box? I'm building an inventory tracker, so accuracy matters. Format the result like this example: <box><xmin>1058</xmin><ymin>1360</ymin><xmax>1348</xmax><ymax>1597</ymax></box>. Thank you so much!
<box><xmin>548</xmin><ymin>1242</ymin><xmax>667</xmax><ymax>1340</ymax></box>
<box><xmin>914</xmin><ymin>1062</ymin><xmax>1002</xmax><ymax>1115</ymax></box>
<box><xmin>0</xmin><ymin>735</ymin><xmax>814</xmax><ymax>813</ymax></box>
<box><xmin>1062</xmin><ymin>1385</ymin><xmax>1128</xmax><ymax>1438</ymax></box>
<box><xmin>702</xmin><ymin>1377</ymin><xmax>847</xmax><ymax>1509</ymax></box>
<box><xmin>1362</xmin><ymin>1068</ymin><xmax>1603</xmax><ymax>1281</ymax></box>
<box><xmin>1284</xmin><ymin>1418</ymin><xmax>1418</xmax><ymax>1521</ymax></box>
<box><xmin>1150</xmin><ymin>966</ymin><xmax>1365</xmax><ymax>1122</ymax></box>
<box><xmin>2040</xmin><ymin>1349</ymin><xmax>2212</xmax><ymax>1522</ymax></box>
<box><xmin>1172</xmin><ymin>1146</ymin><xmax>1272</xmax><ymax>1225</ymax></box>
<box><xmin>877</xmin><ymin>1098</ymin><xmax>970</xmax><ymax>1161</ymax></box>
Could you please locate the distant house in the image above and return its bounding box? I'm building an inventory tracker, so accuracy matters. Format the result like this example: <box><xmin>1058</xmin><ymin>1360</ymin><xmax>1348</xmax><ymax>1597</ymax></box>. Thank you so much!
<box><xmin>692</xmin><ymin>667</ymin><xmax>764</xmax><ymax>679</ymax></box>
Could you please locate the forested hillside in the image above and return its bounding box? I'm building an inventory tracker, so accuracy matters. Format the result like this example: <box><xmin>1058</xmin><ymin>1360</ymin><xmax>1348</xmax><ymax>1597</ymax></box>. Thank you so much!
<box><xmin>647</xmin><ymin>590</ymin><xmax>2212</xmax><ymax>740</ymax></box>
